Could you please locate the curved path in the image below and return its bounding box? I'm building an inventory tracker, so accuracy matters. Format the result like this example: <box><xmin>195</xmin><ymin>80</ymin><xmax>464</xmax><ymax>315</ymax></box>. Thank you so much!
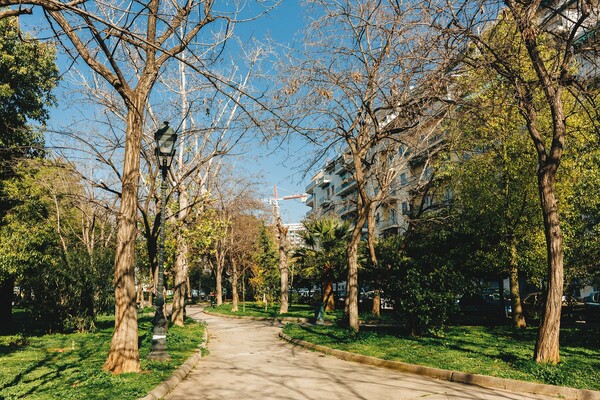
<box><xmin>166</xmin><ymin>306</ymin><xmax>556</xmax><ymax>400</ymax></box>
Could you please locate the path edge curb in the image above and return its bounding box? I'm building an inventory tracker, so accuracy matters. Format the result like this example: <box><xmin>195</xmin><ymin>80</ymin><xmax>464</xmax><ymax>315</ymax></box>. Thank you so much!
<box><xmin>278</xmin><ymin>331</ymin><xmax>600</xmax><ymax>400</ymax></box>
<box><xmin>138</xmin><ymin>323</ymin><xmax>209</xmax><ymax>400</ymax></box>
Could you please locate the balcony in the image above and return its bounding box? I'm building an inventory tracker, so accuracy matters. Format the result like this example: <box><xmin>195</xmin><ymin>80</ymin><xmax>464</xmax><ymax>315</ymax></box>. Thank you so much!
<box><xmin>334</xmin><ymin>161</ymin><xmax>348</xmax><ymax>175</ymax></box>
<box><xmin>321</xmin><ymin>197</ymin><xmax>333</xmax><ymax>208</ymax></box>
<box><xmin>306</xmin><ymin>194</ymin><xmax>314</xmax><ymax>207</ymax></box>
<box><xmin>305</xmin><ymin>181</ymin><xmax>316</xmax><ymax>194</ymax></box>
<box><xmin>338</xmin><ymin>203</ymin><xmax>357</xmax><ymax>218</ymax></box>
<box><xmin>316</xmin><ymin>174</ymin><xmax>331</xmax><ymax>187</ymax></box>
<box><xmin>336</xmin><ymin>179</ymin><xmax>357</xmax><ymax>197</ymax></box>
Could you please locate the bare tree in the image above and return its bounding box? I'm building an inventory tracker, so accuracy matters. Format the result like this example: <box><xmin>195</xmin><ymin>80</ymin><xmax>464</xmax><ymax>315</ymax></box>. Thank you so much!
<box><xmin>166</xmin><ymin>42</ymin><xmax>271</xmax><ymax>326</ymax></box>
<box><xmin>277</xmin><ymin>0</ymin><xmax>451</xmax><ymax>331</ymax></box>
<box><xmin>273</xmin><ymin>196</ymin><xmax>290</xmax><ymax>314</ymax></box>
<box><xmin>436</xmin><ymin>0</ymin><xmax>600</xmax><ymax>363</ymax></box>
<box><xmin>204</xmin><ymin>167</ymin><xmax>263</xmax><ymax>306</ymax></box>
<box><xmin>0</xmin><ymin>0</ymin><xmax>279</xmax><ymax>373</ymax></box>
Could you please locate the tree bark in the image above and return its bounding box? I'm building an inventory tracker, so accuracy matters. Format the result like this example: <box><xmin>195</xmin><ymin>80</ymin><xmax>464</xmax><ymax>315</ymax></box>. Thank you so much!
<box><xmin>215</xmin><ymin>257</ymin><xmax>224</xmax><ymax>306</ymax></box>
<box><xmin>534</xmin><ymin>167</ymin><xmax>564</xmax><ymax>364</ymax></box>
<box><xmin>275</xmin><ymin>209</ymin><xmax>289</xmax><ymax>314</ymax></box>
<box><xmin>509</xmin><ymin>241</ymin><xmax>526</xmax><ymax>328</ymax></box>
<box><xmin>104</xmin><ymin>104</ymin><xmax>145</xmax><ymax>374</ymax></box>
<box><xmin>367</xmin><ymin>209</ymin><xmax>380</xmax><ymax>317</ymax></box>
<box><xmin>171</xmin><ymin>188</ymin><xmax>189</xmax><ymax>327</ymax></box>
<box><xmin>322</xmin><ymin>278</ymin><xmax>335</xmax><ymax>311</ymax></box>
<box><xmin>231</xmin><ymin>259</ymin><xmax>239</xmax><ymax>312</ymax></box>
<box><xmin>346</xmin><ymin>199</ymin><xmax>368</xmax><ymax>332</ymax></box>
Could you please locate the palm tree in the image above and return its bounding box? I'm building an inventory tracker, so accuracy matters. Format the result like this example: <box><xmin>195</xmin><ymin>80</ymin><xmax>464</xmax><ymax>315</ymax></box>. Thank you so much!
<box><xmin>295</xmin><ymin>217</ymin><xmax>351</xmax><ymax>319</ymax></box>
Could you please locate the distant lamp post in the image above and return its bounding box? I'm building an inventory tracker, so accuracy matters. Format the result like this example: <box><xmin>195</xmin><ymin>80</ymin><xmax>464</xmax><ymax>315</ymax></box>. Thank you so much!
<box><xmin>149</xmin><ymin>121</ymin><xmax>177</xmax><ymax>361</ymax></box>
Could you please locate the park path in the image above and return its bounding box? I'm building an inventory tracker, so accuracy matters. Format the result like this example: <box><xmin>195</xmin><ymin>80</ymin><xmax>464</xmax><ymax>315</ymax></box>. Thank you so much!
<box><xmin>165</xmin><ymin>306</ymin><xmax>556</xmax><ymax>400</ymax></box>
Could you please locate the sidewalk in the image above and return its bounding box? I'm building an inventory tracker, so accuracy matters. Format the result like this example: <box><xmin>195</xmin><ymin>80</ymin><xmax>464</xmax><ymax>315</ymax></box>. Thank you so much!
<box><xmin>161</xmin><ymin>306</ymin><xmax>559</xmax><ymax>400</ymax></box>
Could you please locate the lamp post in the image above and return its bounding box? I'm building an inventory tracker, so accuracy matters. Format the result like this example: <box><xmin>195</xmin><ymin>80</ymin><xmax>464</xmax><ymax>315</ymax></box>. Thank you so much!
<box><xmin>149</xmin><ymin>121</ymin><xmax>177</xmax><ymax>361</ymax></box>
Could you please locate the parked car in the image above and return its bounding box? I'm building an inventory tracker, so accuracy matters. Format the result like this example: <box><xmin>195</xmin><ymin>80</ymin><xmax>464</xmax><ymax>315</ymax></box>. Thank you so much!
<box><xmin>191</xmin><ymin>289</ymin><xmax>206</xmax><ymax>300</ymax></box>
<box><xmin>459</xmin><ymin>293</ymin><xmax>511</xmax><ymax>317</ymax></box>
<box><xmin>522</xmin><ymin>292</ymin><xmax>585</xmax><ymax>321</ymax></box>
<box><xmin>583</xmin><ymin>291</ymin><xmax>600</xmax><ymax>323</ymax></box>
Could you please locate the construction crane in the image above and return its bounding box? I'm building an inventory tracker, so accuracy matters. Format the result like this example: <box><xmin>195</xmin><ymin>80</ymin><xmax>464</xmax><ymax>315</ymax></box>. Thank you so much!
<box><xmin>271</xmin><ymin>186</ymin><xmax>308</xmax><ymax>212</ymax></box>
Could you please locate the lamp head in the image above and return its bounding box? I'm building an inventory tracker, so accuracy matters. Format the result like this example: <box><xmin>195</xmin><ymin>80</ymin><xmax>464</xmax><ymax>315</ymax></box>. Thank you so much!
<box><xmin>155</xmin><ymin>121</ymin><xmax>177</xmax><ymax>170</ymax></box>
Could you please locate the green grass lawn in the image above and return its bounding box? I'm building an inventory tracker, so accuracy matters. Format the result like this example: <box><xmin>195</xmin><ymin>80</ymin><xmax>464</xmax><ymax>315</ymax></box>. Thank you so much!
<box><xmin>206</xmin><ymin>301</ymin><xmax>395</xmax><ymax>323</ymax></box>
<box><xmin>0</xmin><ymin>309</ymin><xmax>206</xmax><ymax>400</ymax></box>
<box><xmin>283</xmin><ymin>323</ymin><xmax>600</xmax><ymax>390</ymax></box>
<box><xmin>206</xmin><ymin>301</ymin><xmax>339</xmax><ymax>321</ymax></box>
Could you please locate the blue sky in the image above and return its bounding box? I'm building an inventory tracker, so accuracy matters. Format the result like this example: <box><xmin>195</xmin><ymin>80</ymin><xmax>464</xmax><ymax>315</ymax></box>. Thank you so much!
<box><xmin>41</xmin><ymin>0</ymin><xmax>314</xmax><ymax>224</ymax></box>
<box><xmin>236</xmin><ymin>0</ymin><xmax>314</xmax><ymax>223</ymax></box>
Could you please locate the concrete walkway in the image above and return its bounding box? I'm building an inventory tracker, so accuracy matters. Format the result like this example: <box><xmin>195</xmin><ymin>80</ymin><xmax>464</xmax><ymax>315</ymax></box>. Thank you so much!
<box><xmin>166</xmin><ymin>306</ymin><xmax>557</xmax><ymax>400</ymax></box>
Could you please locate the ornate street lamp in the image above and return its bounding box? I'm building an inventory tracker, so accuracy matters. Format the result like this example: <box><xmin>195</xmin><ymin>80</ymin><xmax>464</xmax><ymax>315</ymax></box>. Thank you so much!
<box><xmin>149</xmin><ymin>121</ymin><xmax>177</xmax><ymax>361</ymax></box>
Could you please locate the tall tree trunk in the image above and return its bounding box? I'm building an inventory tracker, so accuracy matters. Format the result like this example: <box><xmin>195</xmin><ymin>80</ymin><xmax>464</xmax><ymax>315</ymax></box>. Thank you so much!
<box><xmin>346</xmin><ymin>201</ymin><xmax>368</xmax><ymax>332</ymax></box>
<box><xmin>104</xmin><ymin>104</ymin><xmax>144</xmax><ymax>374</ymax></box>
<box><xmin>509</xmin><ymin>240</ymin><xmax>526</xmax><ymax>328</ymax></box>
<box><xmin>215</xmin><ymin>256</ymin><xmax>224</xmax><ymax>306</ymax></box>
<box><xmin>136</xmin><ymin>284</ymin><xmax>144</xmax><ymax>309</ymax></box>
<box><xmin>507</xmin><ymin>0</ymin><xmax>568</xmax><ymax>364</ymax></box>
<box><xmin>242</xmin><ymin>270</ymin><xmax>246</xmax><ymax>312</ymax></box>
<box><xmin>367</xmin><ymin>209</ymin><xmax>380</xmax><ymax>317</ymax></box>
<box><xmin>0</xmin><ymin>275</ymin><xmax>15</xmax><ymax>325</ymax></box>
<box><xmin>231</xmin><ymin>259</ymin><xmax>239</xmax><ymax>312</ymax></box>
<box><xmin>322</xmin><ymin>278</ymin><xmax>335</xmax><ymax>311</ymax></box>
<box><xmin>534</xmin><ymin>167</ymin><xmax>564</xmax><ymax>364</ymax></box>
<box><xmin>171</xmin><ymin>189</ymin><xmax>190</xmax><ymax>327</ymax></box>
<box><xmin>275</xmin><ymin>203</ymin><xmax>289</xmax><ymax>314</ymax></box>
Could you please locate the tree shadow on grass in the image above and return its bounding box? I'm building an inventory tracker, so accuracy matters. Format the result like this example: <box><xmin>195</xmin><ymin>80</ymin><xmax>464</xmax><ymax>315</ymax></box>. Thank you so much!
<box><xmin>0</xmin><ymin>334</ymin><xmax>109</xmax><ymax>397</ymax></box>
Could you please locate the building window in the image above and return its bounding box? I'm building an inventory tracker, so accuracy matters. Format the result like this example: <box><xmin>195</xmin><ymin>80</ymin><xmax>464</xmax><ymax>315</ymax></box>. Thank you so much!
<box><xmin>400</xmin><ymin>173</ymin><xmax>407</xmax><ymax>186</ymax></box>
<box><xmin>401</xmin><ymin>202</ymin><xmax>409</xmax><ymax>215</ymax></box>
<box><xmin>390</xmin><ymin>209</ymin><xmax>397</xmax><ymax>224</ymax></box>
<box><xmin>399</xmin><ymin>145</ymin><xmax>406</xmax><ymax>157</ymax></box>
<box><xmin>375</xmin><ymin>213</ymin><xmax>380</xmax><ymax>224</ymax></box>
<box><xmin>423</xmin><ymin>195</ymin><xmax>432</xmax><ymax>208</ymax></box>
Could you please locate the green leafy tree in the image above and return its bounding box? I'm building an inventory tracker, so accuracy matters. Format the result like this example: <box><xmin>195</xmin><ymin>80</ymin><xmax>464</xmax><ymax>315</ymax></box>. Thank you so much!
<box><xmin>0</xmin><ymin>17</ymin><xmax>58</xmax><ymax>322</ymax></box>
<box><xmin>0</xmin><ymin>160</ymin><xmax>114</xmax><ymax>331</ymax></box>
<box><xmin>557</xmin><ymin>112</ymin><xmax>600</xmax><ymax>288</ymax></box>
<box><xmin>294</xmin><ymin>217</ymin><xmax>350</xmax><ymax>314</ymax></box>
<box><xmin>0</xmin><ymin>17</ymin><xmax>57</xmax><ymax>166</ymax></box>
<box><xmin>441</xmin><ymin>0</ymin><xmax>600</xmax><ymax>363</ymax></box>
<box><xmin>249</xmin><ymin>223</ymin><xmax>279</xmax><ymax>306</ymax></box>
<box><xmin>379</xmin><ymin>230</ymin><xmax>465</xmax><ymax>337</ymax></box>
<box><xmin>443</xmin><ymin>65</ymin><xmax>547</xmax><ymax>328</ymax></box>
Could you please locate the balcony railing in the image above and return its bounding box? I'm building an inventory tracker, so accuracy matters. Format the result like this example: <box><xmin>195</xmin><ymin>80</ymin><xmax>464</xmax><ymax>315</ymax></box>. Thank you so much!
<box><xmin>316</xmin><ymin>174</ymin><xmax>331</xmax><ymax>187</ymax></box>
<box><xmin>336</xmin><ymin>179</ymin><xmax>356</xmax><ymax>196</ymax></box>
<box><xmin>305</xmin><ymin>194</ymin><xmax>314</xmax><ymax>207</ymax></box>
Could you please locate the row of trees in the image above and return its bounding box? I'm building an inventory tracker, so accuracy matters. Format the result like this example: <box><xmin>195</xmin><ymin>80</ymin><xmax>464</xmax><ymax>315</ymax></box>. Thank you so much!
<box><xmin>0</xmin><ymin>0</ymin><xmax>279</xmax><ymax>375</ymax></box>
<box><xmin>272</xmin><ymin>0</ymin><xmax>599</xmax><ymax>365</ymax></box>
<box><xmin>1</xmin><ymin>0</ymin><xmax>598</xmax><ymax>374</ymax></box>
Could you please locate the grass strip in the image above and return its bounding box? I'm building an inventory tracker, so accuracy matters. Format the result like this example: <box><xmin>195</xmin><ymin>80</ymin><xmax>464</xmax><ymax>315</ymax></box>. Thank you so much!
<box><xmin>282</xmin><ymin>323</ymin><xmax>600</xmax><ymax>391</ymax></box>
<box><xmin>0</xmin><ymin>310</ymin><xmax>206</xmax><ymax>400</ymax></box>
<box><xmin>206</xmin><ymin>301</ymin><xmax>395</xmax><ymax>323</ymax></box>
<box><xmin>206</xmin><ymin>302</ymin><xmax>337</xmax><ymax>321</ymax></box>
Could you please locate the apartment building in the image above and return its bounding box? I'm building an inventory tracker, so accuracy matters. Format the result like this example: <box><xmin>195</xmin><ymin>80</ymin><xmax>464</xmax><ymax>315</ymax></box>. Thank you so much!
<box><xmin>305</xmin><ymin>135</ymin><xmax>447</xmax><ymax>238</ymax></box>
<box><xmin>305</xmin><ymin>0</ymin><xmax>597</xmax><ymax>236</ymax></box>
<box><xmin>284</xmin><ymin>223</ymin><xmax>305</xmax><ymax>248</ymax></box>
